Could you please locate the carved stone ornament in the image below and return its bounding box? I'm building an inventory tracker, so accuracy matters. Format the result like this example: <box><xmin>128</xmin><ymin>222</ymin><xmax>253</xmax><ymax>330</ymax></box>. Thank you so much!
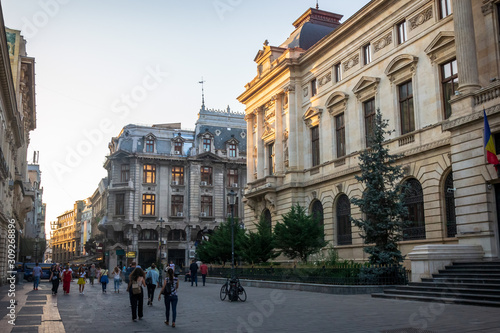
<box><xmin>409</xmin><ymin>6</ymin><xmax>433</xmax><ymax>30</ymax></box>
<box><xmin>343</xmin><ymin>54</ymin><xmax>359</xmax><ymax>72</ymax></box>
<box><xmin>374</xmin><ymin>33</ymin><xmax>392</xmax><ymax>53</ymax></box>
<box><xmin>482</xmin><ymin>0</ymin><xmax>493</xmax><ymax>15</ymax></box>
<box><xmin>318</xmin><ymin>72</ymin><xmax>332</xmax><ymax>87</ymax></box>
<box><xmin>303</xmin><ymin>86</ymin><xmax>309</xmax><ymax>97</ymax></box>
<box><xmin>283</xmin><ymin>84</ymin><xmax>295</xmax><ymax>92</ymax></box>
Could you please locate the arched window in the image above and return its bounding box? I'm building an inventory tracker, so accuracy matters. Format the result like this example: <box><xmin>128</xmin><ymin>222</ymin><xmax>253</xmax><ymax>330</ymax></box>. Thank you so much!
<box><xmin>168</xmin><ymin>229</ymin><xmax>186</xmax><ymax>241</ymax></box>
<box><xmin>138</xmin><ymin>229</ymin><xmax>158</xmax><ymax>241</ymax></box>
<box><xmin>337</xmin><ymin>194</ymin><xmax>352</xmax><ymax>245</ymax></box>
<box><xmin>444</xmin><ymin>172</ymin><xmax>457</xmax><ymax>238</ymax></box>
<box><xmin>262</xmin><ymin>209</ymin><xmax>272</xmax><ymax>231</ymax></box>
<box><xmin>403</xmin><ymin>178</ymin><xmax>426</xmax><ymax>240</ymax></box>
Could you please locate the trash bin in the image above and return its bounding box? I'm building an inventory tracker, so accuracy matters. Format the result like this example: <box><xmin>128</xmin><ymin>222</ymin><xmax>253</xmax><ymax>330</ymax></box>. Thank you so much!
<box><xmin>16</xmin><ymin>271</ymin><xmax>24</xmax><ymax>285</ymax></box>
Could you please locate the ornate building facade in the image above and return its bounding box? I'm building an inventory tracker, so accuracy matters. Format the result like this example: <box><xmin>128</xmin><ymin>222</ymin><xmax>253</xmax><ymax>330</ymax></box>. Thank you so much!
<box><xmin>51</xmin><ymin>200</ymin><xmax>84</xmax><ymax>265</ymax></box>
<box><xmin>238</xmin><ymin>0</ymin><xmax>500</xmax><ymax>275</ymax></box>
<box><xmin>0</xmin><ymin>4</ymin><xmax>36</xmax><ymax>284</ymax></box>
<box><xmin>100</xmin><ymin>106</ymin><xmax>246</xmax><ymax>269</ymax></box>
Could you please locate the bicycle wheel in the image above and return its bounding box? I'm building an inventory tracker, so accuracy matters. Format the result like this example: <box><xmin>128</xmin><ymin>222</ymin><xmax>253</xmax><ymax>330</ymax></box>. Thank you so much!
<box><xmin>228</xmin><ymin>287</ymin><xmax>238</xmax><ymax>302</ymax></box>
<box><xmin>238</xmin><ymin>287</ymin><xmax>247</xmax><ymax>302</ymax></box>
<box><xmin>220</xmin><ymin>283</ymin><xmax>228</xmax><ymax>301</ymax></box>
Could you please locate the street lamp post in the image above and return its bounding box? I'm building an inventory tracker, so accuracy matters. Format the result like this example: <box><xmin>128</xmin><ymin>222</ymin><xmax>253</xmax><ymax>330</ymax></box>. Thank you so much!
<box><xmin>35</xmin><ymin>235</ymin><xmax>39</xmax><ymax>263</ymax></box>
<box><xmin>157</xmin><ymin>217</ymin><xmax>165</xmax><ymax>266</ymax></box>
<box><xmin>227</xmin><ymin>190</ymin><xmax>237</xmax><ymax>279</ymax></box>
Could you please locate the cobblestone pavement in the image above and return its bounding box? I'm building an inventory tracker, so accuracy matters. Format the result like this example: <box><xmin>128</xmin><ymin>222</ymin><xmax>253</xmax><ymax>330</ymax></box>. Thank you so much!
<box><xmin>2</xmin><ymin>279</ymin><xmax>500</xmax><ymax>332</ymax></box>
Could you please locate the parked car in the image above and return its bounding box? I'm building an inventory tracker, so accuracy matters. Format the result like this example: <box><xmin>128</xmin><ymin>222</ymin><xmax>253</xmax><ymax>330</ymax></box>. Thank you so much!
<box><xmin>23</xmin><ymin>263</ymin><xmax>52</xmax><ymax>282</ymax></box>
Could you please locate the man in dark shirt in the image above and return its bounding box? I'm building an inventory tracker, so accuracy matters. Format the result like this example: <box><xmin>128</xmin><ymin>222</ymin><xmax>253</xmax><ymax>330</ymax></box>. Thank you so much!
<box><xmin>189</xmin><ymin>260</ymin><xmax>198</xmax><ymax>287</ymax></box>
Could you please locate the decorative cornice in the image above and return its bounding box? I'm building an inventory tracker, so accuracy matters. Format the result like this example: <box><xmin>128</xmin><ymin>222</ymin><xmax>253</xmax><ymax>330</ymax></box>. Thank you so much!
<box><xmin>482</xmin><ymin>0</ymin><xmax>493</xmax><ymax>15</ymax></box>
<box><xmin>442</xmin><ymin>104</ymin><xmax>500</xmax><ymax>131</ymax></box>
<box><xmin>408</xmin><ymin>6</ymin><xmax>433</xmax><ymax>30</ymax></box>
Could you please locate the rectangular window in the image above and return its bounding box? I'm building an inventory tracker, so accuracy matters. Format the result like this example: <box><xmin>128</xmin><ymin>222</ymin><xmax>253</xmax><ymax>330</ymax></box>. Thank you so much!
<box><xmin>399</xmin><ymin>80</ymin><xmax>415</xmax><ymax>134</ymax></box>
<box><xmin>441</xmin><ymin>59</ymin><xmax>458</xmax><ymax>120</ymax></box>
<box><xmin>311</xmin><ymin>126</ymin><xmax>320</xmax><ymax>167</ymax></box>
<box><xmin>203</xmin><ymin>138</ymin><xmax>211</xmax><ymax>151</ymax></box>
<box><xmin>439</xmin><ymin>0</ymin><xmax>452</xmax><ymax>19</ymax></box>
<box><xmin>363</xmin><ymin>44</ymin><xmax>371</xmax><ymax>65</ymax></box>
<box><xmin>364</xmin><ymin>98</ymin><xmax>376</xmax><ymax>147</ymax></box>
<box><xmin>201</xmin><ymin>166</ymin><xmax>212</xmax><ymax>185</ymax></box>
<box><xmin>227</xmin><ymin>169</ymin><xmax>238</xmax><ymax>187</ymax></box>
<box><xmin>145</xmin><ymin>138</ymin><xmax>154</xmax><ymax>152</ymax></box>
<box><xmin>143</xmin><ymin>164</ymin><xmax>156</xmax><ymax>184</ymax></box>
<box><xmin>335</xmin><ymin>113</ymin><xmax>346</xmax><ymax>158</ymax></box>
<box><xmin>142</xmin><ymin>194</ymin><xmax>155</xmax><ymax>215</ymax></box>
<box><xmin>397</xmin><ymin>21</ymin><xmax>407</xmax><ymax>45</ymax></box>
<box><xmin>227</xmin><ymin>197</ymin><xmax>239</xmax><ymax>218</ymax></box>
<box><xmin>334</xmin><ymin>63</ymin><xmax>342</xmax><ymax>83</ymax></box>
<box><xmin>311</xmin><ymin>79</ymin><xmax>317</xmax><ymax>97</ymax></box>
<box><xmin>201</xmin><ymin>196</ymin><xmax>213</xmax><ymax>216</ymax></box>
<box><xmin>268</xmin><ymin>143</ymin><xmax>275</xmax><ymax>175</ymax></box>
<box><xmin>171</xmin><ymin>195</ymin><xmax>183</xmax><ymax>216</ymax></box>
<box><xmin>120</xmin><ymin>164</ymin><xmax>130</xmax><ymax>182</ymax></box>
<box><xmin>115</xmin><ymin>193</ymin><xmax>125</xmax><ymax>216</ymax></box>
<box><xmin>171</xmin><ymin>166</ymin><xmax>184</xmax><ymax>185</ymax></box>
<box><xmin>228</xmin><ymin>143</ymin><xmax>237</xmax><ymax>157</ymax></box>
<box><xmin>174</xmin><ymin>141</ymin><xmax>183</xmax><ymax>154</ymax></box>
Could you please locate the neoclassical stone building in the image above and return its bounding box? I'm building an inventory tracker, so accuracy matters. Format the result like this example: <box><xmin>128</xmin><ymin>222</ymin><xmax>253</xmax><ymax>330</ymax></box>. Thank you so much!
<box><xmin>100</xmin><ymin>106</ymin><xmax>246</xmax><ymax>269</ymax></box>
<box><xmin>238</xmin><ymin>0</ymin><xmax>500</xmax><ymax>273</ymax></box>
<box><xmin>0</xmin><ymin>14</ymin><xmax>36</xmax><ymax>282</ymax></box>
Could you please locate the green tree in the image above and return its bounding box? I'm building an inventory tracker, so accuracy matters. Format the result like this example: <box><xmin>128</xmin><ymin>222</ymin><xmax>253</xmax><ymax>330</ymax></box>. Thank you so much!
<box><xmin>350</xmin><ymin>109</ymin><xmax>408</xmax><ymax>267</ymax></box>
<box><xmin>274</xmin><ymin>204</ymin><xmax>326</xmax><ymax>263</ymax></box>
<box><xmin>241</xmin><ymin>214</ymin><xmax>278</xmax><ymax>264</ymax></box>
<box><xmin>195</xmin><ymin>219</ymin><xmax>246</xmax><ymax>264</ymax></box>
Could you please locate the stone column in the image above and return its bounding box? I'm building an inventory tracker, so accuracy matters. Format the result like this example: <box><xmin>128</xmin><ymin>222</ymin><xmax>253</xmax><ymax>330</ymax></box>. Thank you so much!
<box><xmin>286</xmin><ymin>84</ymin><xmax>298</xmax><ymax>170</ymax></box>
<box><xmin>244</xmin><ymin>112</ymin><xmax>255</xmax><ymax>180</ymax></box>
<box><xmin>255</xmin><ymin>107</ymin><xmax>265</xmax><ymax>179</ymax></box>
<box><xmin>274</xmin><ymin>94</ymin><xmax>284</xmax><ymax>174</ymax></box>
<box><xmin>453</xmin><ymin>0</ymin><xmax>481</xmax><ymax>94</ymax></box>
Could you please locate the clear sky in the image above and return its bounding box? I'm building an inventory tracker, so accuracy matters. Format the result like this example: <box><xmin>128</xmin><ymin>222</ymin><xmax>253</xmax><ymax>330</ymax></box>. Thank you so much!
<box><xmin>1</xmin><ymin>0</ymin><xmax>369</xmax><ymax>238</ymax></box>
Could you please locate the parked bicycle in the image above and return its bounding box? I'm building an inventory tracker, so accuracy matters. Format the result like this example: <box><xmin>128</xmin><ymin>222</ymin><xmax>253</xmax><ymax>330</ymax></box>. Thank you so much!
<box><xmin>220</xmin><ymin>277</ymin><xmax>247</xmax><ymax>302</ymax></box>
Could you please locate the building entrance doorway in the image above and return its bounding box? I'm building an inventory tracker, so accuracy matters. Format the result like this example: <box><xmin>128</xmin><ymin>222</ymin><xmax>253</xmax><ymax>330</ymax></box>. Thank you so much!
<box><xmin>168</xmin><ymin>249</ymin><xmax>186</xmax><ymax>270</ymax></box>
<box><xmin>138</xmin><ymin>249</ymin><xmax>156</xmax><ymax>268</ymax></box>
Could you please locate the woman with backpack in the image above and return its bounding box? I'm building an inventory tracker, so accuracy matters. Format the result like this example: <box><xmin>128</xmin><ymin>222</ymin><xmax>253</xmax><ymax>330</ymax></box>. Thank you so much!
<box><xmin>158</xmin><ymin>267</ymin><xmax>179</xmax><ymax>327</ymax></box>
<box><xmin>100</xmin><ymin>265</ymin><xmax>109</xmax><ymax>293</ymax></box>
<box><xmin>49</xmin><ymin>264</ymin><xmax>61</xmax><ymax>295</ymax></box>
<box><xmin>127</xmin><ymin>267</ymin><xmax>146</xmax><ymax>322</ymax></box>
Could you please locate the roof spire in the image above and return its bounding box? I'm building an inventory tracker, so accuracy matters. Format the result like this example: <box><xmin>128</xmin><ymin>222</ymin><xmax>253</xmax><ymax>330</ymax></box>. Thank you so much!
<box><xmin>199</xmin><ymin>77</ymin><xmax>206</xmax><ymax>110</ymax></box>
<box><xmin>316</xmin><ymin>0</ymin><xmax>319</xmax><ymax>9</ymax></box>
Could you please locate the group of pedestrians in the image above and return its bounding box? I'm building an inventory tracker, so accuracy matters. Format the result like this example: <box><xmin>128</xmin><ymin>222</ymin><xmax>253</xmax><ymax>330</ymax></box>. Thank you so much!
<box><xmin>186</xmin><ymin>259</ymin><xmax>208</xmax><ymax>287</ymax></box>
<box><xmin>125</xmin><ymin>261</ymin><xmax>180</xmax><ymax>327</ymax></box>
<box><xmin>42</xmin><ymin>263</ymin><xmax>114</xmax><ymax>295</ymax></box>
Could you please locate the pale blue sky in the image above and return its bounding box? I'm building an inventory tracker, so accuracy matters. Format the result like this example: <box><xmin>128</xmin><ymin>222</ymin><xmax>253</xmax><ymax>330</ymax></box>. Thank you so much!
<box><xmin>1</xmin><ymin>0</ymin><xmax>369</xmax><ymax>237</ymax></box>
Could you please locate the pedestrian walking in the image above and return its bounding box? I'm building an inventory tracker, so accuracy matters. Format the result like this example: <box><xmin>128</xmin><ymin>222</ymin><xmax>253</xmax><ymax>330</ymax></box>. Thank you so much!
<box><xmin>127</xmin><ymin>267</ymin><xmax>146</xmax><ymax>322</ymax></box>
<box><xmin>159</xmin><ymin>267</ymin><xmax>179</xmax><ymax>327</ymax></box>
<box><xmin>189</xmin><ymin>259</ymin><xmax>198</xmax><ymax>287</ymax></box>
<box><xmin>62</xmin><ymin>265</ymin><xmax>72</xmax><ymax>295</ymax></box>
<box><xmin>49</xmin><ymin>264</ymin><xmax>61</xmax><ymax>295</ymax></box>
<box><xmin>100</xmin><ymin>265</ymin><xmax>109</xmax><ymax>293</ymax></box>
<box><xmin>32</xmin><ymin>262</ymin><xmax>42</xmax><ymax>290</ymax></box>
<box><xmin>112</xmin><ymin>266</ymin><xmax>121</xmax><ymax>293</ymax></box>
<box><xmin>200</xmin><ymin>262</ymin><xmax>208</xmax><ymax>286</ymax></box>
<box><xmin>145</xmin><ymin>263</ymin><xmax>159</xmax><ymax>306</ymax></box>
<box><xmin>77</xmin><ymin>265</ymin><xmax>86</xmax><ymax>294</ymax></box>
<box><xmin>89</xmin><ymin>264</ymin><xmax>96</xmax><ymax>286</ymax></box>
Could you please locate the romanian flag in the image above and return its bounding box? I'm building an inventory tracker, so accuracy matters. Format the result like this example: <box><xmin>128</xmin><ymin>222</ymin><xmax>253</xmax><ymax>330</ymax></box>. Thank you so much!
<box><xmin>484</xmin><ymin>109</ymin><xmax>499</xmax><ymax>168</ymax></box>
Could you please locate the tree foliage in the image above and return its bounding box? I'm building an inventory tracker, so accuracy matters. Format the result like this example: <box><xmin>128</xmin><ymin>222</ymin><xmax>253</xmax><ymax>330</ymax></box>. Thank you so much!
<box><xmin>274</xmin><ymin>204</ymin><xmax>327</xmax><ymax>263</ymax></box>
<box><xmin>241</xmin><ymin>214</ymin><xmax>278</xmax><ymax>264</ymax></box>
<box><xmin>195</xmin><ymin>218</ymin><xmax>246</xmax><ymax>264</ymax></box>
<box><xmin>350</xmin><ymin>109</ymin><xmax>409</xmax><ymax>266</ymax></box>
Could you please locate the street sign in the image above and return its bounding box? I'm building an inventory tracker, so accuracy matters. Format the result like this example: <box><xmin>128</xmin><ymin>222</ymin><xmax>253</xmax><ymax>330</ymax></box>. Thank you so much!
<box><xmin>126</xmin><ymin>251</ymin><xmax>136</xmax><ymax>258</ymax></box>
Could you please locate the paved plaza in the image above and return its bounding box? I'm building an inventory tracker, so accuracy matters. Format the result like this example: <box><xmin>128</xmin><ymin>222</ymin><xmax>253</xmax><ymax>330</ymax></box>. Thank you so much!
<box><xmin>1</xmin><ymin>279</ymin><xmax>500</xmax><ymax>332</ymax></box>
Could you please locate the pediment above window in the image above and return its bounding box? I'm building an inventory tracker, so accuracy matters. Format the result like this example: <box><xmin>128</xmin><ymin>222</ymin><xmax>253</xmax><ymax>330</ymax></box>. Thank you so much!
<box><xmin>172</xmin><ymin>133</ymin><xmax>185</xmax><ymax>143</ymax></box>
<box><xmin>145</xmin><ymin>133</ymin><xmax>157</xmax><ymax>140</ymax></box>
<box><xmin>352</xmin><ymin>76</ymin><xmax>380</xmax><ymax>101</ymax></box>
<box><xmin>326</xmin><ymin>92</ymin><xmax>349</xmax><ymax>116</ymax></box>
<box><xmin>197</xmin><ymin>129</ymin><xmax>215</xmax><ymax>139</ymax></box>
<box><xmin>425</xmin><ymin>31</ymin><xmax>455</xmax><ymax>64</ymax></box>
<box><xmin>225</xmin><ymin>137</ymin><xmax>239</xmax><ymax>145</ymax></box>
<box><xmin>303</xmin><ymin>107</ymin><xmax>323</xmax><ymax>128</ymax></box>
<box><xmin>385</xmin><ymin>54</ymin><xmax>418</xmax><ymax>84</ymax></box>
<box><xmin>261</xmin><ymin>123</ymin><xmax>275</xmax><ymax>143</ymax></box>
